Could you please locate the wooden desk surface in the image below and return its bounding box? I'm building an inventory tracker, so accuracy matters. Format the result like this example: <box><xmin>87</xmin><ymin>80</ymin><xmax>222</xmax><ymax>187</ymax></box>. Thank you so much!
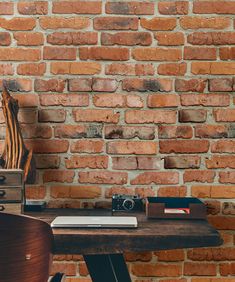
<box><xmin>27</xmin><ymin>209</ymin><xmax>223</xmax><ymax>255</ymax></box>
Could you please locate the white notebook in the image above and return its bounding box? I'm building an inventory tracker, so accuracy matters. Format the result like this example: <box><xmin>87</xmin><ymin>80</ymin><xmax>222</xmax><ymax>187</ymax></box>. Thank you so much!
<box><xmin>51</xmin><ymin>216</ymin><xmax>138</xmax><ymax>228</ymax></box>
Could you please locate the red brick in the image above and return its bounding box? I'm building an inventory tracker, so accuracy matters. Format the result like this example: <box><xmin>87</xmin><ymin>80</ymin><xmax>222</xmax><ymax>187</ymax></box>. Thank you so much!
<box><xmin>140</xmin><ymin>18</ymin><xmax>177</xmax><ymax>31</ymax></box>
<box><xmin>195</xmin><ymin>125</ymin><xmax>228</xmax><ymax>139</ymax></box>
<box><xmin>209</xmin><ymin>78</ymin><xmax>233</xmax><ymax>92</ymax></box>
<box><xmin>0</xmin><ymin>64</ymin><xmax>13</xmax><ymax>75</ymax></box>
<box><xmin>105</xmin><ymin>187</ymin><xmax>135</xmax><ymax>198</ymax></box>
<box><xmin>106</xmin><ymin>2</ymin><xmax>154</xmax><ymax>15</ymax></box>
<box><xmin>211</xmin><ymin>140</ymin><xmax>235</xmax><ymax>153</ymax></box>
<box><xmin>133</xmin><ymin>47</ymin><xmax>181</xmax><ymax>61</ymax></box>
<box><xmin>26</xmin><ymin>140</ymin><xmax>69</xmax><ymax>153</ymax></box>
<box><xmin>184</xmin><ymin>262</ymin><xmax>216</xmax><ymax>276</ymax></box>
<box><xmin>0</xmin><ymin>18</ymin><xmax>36</xmax><ymax>31</ymax></box>
<box><xmin>104</xmin><ymin>125</ymin><xmax>155</xmax><ymax>140</ymax></box>
<box><xmin>179</xmin><ymin>109</ymin><xmax>207</xmax><ymax>123</ymax></box>
<box><xmin>125</xmin><ymin>252</ymin><xmax>152</xmax><ymax>262</ymax></box>
<box><xmin>192</xmin><ymin>62</ymin><xmax>235</xmax><ymax>75</ymax></box>
<box><xmin>35</xmin><ymin>79</ymin><xmax>66</xmax><ymax>92</ymax></box>
<box><xmin>17</xmin><ymin>63</ymin><xmax>46</xmax><ymax>76</ymax></box>
<box><xmin>35</xmin><ymin>155</ymin><xmax>60</xmax><ymax>169</ymax></box>
<box><xmin>9</xmin><ymin>94</ymin><xmax>39</xmax><ymax>108</ymax></box>
<box><xmin>38</xmin><ymin>109</ymin><xmax>66</xmax><ymax>123</ymax></box>
<box><xmin>158</xmin><ymin>125</ymin><xmax>193</xmax><ymax>139</ymax></box>
<box><xmin>188</xmin><ymin>32</ymin><xmax>235</xmax><ymax>45</ymax></box>
<box><xmin>47</xmin><ymin>32</ymin><xmax>97</xmax><ymax>45</ymax></box>
<box><xmin>181</xmin><ymin>94</ymin><xmax>230</xmax><ymax>106</ymax></box>
<box><xmin>148</xmin><ymin>94</ymin><xmax>179</xmax><ymax>108</ymax></box>
<box><xmin>52</xmin><ymin>1</ymin><xmax>101</xmax><ymax>14</ymax></box>
<box><xmin>101</xmin><ymin>32</ymin><xmax>152</xmax><ymax>46</ymax></box>
<box><xmin>69</xmin><ymin>78</ymin><xmax>92</xmax><ymax>92</ymax></box>
<box><xmin>25</xmin><ymin>186</ymin><xmax>46</xmax><ymax>200</ymax></box>
<box><xmin>180</xmin><ymin>17</ymin><xmax>230</xmax><ymax>30</ymax></box>
<box><xmin>73</xmin><ymin>109</ymin><xmax>119</xmax><ymax>123</ymax></box>
<box><xmin>79</xmin><ymin>171</ymin><xmax>128</xmax><ymax>184</ymax></box>
<box><xmin>159</xmin><ymin>1</ymin><xmax>189</xmax><ymax>15</ymax></box>
<box><xmin>40</xmin><ymin>16</ymin><xmax>90</xmax><ymax>30</ymax></box>
<box><xmin>184</xmin><ymin>47</ymin><xmax>216</xmax><ymax>60</ymax></box>
<box><xmin>107</xmin><ymin>141</ymin><xmax>157</xmax><ymax>155</ymax></box>
<box><xmin>158</xmin><ymin>186</ymin><xmax>187</xmax><ymax>197</ymax></box>
<box><xmin>132</xmin><ymin>263</ymin><xmax>182</xmax><ymax>277</ymax></box>
<box><xmin>191</xmin><ymin>186</ymin><xmax>211</xmax><ymax>198</ymax></box>
<box><xmin>184</xmin><ymin>170</ymin><xmax>215</xmax><ymax>183</ymax></box>
<box><xmin>209</xmin><ymin>216</ymin><xmax>235</xmax><ymax>230</ymax></box>
<box><xmin>220</xmin><ymin>263</ymin><xmax>235</xmax><ymax>276</ymax></box>
<box><xmin>43</xmin><ymin>46</ymin><xmax>76</xmax><ymax>60</ymax></box>
<box><xmin>123</xmin><ymin>78</ymin><xmax>172</xmax><ymax>92</ymax></box>
<box><xmin>214</xmin><ymin>109</ymin><xmax>235</xmax><ymax>122</ymax></box>
<box><xmin>156</xmin><ymin>249</ymin><xmax>185</xmax><ymax>261</ymax></box>
<box><xmin>160</xmin><ymin>140</ymin><xmax>209</xmax><ymax>154</ymax></box>
<box><xmin>71</xmin><ymin>140</ymin><xmax>104</xmax><ymax>153</ymax></box>
<box><xmin>65</xmin><ymin>156</ymin><xmax>108</xmax><ymax>169</ymax></box>
<box><xmin>18</xmin><ymin>109</ymin><xmax>37</xmax><ymax>124</ymax></box>
<box><xmin>18</xmin><ymin>1</ymin><xmax>48</xmax><ymax>15</ymax></box>
<box><xmin>94</xmin><ymin>17</ymin><xmax>138</xmax><ymax>30</ymax></box>
<box><xmin>0</xmin><ymin>32</ymin><xmax>11</xmax><ymax>45</ymax></box>
<box><xmin>0</xmin><ymin>48</ymin><xmax>40</xmax><ymax>61</ymax></box>
<box><xmin>193</xmin><ymin>1</ymin><xmax>235</xmax><ymax>14</ymax></box>
<box><xmin>14</xmin><ymin>32</ymin><xmax>44</xmax><ymax>46</ymax></box>
<box><xmin>79</xmin><ymin>47</ymin><xmax>129</xmax><ymax>61</ymax></box>
<box><xmin>0</xmin><ymin>2</ymin><xmax>13</xmax><ymax>15</ymax></box>
<box><xmin>92</xmin><ymin>78</ymin><xmax>118</xmax><ymax>92</ymax></box>
<box><xmin>0</xmin><ymin>78</ymin><xmax>32</xmax><ymax>92</ymax></box>
<box><xmin>206</xmin><ymin>156</ymin><xmax>235</xmax><ymax>169</ymax></box>
<box><xmin>131</xmin><ymin>172</ymin><xmax>179</xmax><ymax>185</ymax></box>
<box><xmin>112</xmin><ymin>157</ymin><xmax>160</xmax><ymax>170</ymax></box>
<box><xmin>126</xmin><ymin>110</ymin><xmax>176</xmax><ymax>124</ymax></box>
<box><xmin>158</xmin><ymin>63</ymin><xmax>186</xmax><ymax>76</ymax></box>
<box><xmin>164</xmin><ymin>156</ymin><xmax>201</xmax><ymax>169</ymax></box>
<box><xmin>51</xmin><ymin>62</ymin><xmax>101</xmax><ymax>75</ymax></box>
<box><xmin>21</xmin><ymin>125</ymin><xmax>52</xmax><ymax>139</ymax></box>
<box><xmin>51</xmin><ymin>185</ymin><xmax>101</xmax><ymax>199</ymax></box>
<box><xmin>105</xmin><ymin>63</ymin><xmax>154</xmax><ymax>76</ymax></box>
<box><xmin>175</xmin><ymin>79</ymin><xmax>206</xmax><ymax>92</ymax></box>
<box><xmin>40</xmin><ymin>94</ymin><xmax>88</xmax><ymax>107</ymax></box>
<box><xmin>43</xmin><ymin>170</ymin><xmax>74</xmax><ymax>183</ymax></box>
<box><xmin>220</xmin><ymin>47</ymin><xmax>235</xmax><ymax>60</ymax></box>
<box><xmin>93</xmin><ymin>94</ymin><xmax>143</xmax><ymax>108</ymax></box>
<box><xmin>155</xmin><ymin>32</ymin><xmax>184</xmax><ymax>46</ymax></box>
<box><xmin>54</xmin><ymin>125</ymin><xmax>102</xmax><ymax>139</ymax></box>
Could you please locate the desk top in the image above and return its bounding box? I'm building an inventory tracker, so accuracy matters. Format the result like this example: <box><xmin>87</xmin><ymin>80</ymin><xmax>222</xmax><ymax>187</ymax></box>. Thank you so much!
<box><xmin>27</xmin><ymin>209</ymin><xmax>223</xmax><ymax>255</ymax></box>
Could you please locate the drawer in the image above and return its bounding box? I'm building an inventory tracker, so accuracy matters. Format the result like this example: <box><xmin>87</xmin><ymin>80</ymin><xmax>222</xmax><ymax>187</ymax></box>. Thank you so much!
<box><xmin>0</xmin><ymin>203</ymin><xmax>22</xmax><ymax>214</ymax></box>
<box><xmin>0</xmin><ymin>188</ymin><xmax>22</xmax><ymax>202</ymax></box>
<box><xmin>0</xmin><ymin>169</ymin><xmax>23</xmax><ymax>187</ymax></box>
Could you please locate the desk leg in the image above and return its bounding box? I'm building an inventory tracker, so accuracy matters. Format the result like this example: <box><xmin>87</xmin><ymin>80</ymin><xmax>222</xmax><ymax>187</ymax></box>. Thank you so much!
<box><xmin>83</xmin><ymin>254</ymin><xmax>131</xmax><ymax>282</ymax></box>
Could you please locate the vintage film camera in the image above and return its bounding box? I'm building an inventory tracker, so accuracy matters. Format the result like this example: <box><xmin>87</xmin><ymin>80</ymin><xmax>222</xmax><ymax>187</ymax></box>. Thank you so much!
<box><xmin>112</xmin><ymin>194</ymin><xmax>144</xmax><ymax>212</ymax></box>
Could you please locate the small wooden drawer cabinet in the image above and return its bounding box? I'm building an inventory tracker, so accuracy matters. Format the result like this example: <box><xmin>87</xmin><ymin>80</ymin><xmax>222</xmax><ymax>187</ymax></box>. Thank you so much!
<box><xmin>0</xmin><ymin>169</ymin><xmax>24</xmax><ymax>214</ymax></box>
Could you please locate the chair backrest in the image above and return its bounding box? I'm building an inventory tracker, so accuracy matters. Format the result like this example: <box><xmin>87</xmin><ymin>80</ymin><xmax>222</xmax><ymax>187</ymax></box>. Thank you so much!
<box><xmin>0</xmin><ymin>212</ymin><xmax>54</xmax><ymax>282</ymax></box>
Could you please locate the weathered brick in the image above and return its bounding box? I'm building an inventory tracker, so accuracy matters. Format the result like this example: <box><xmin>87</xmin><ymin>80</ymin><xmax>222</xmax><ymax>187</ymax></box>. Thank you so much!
<box><xmin>209</xmin><ymin>78</ymin><xmax>233</xmax><ymax>92</ymax></box>
<box><xmin>105</xmin><ymin>125</ymin><xmax>155</xmax><ymax>140</ymax></box>
<box><xmin>51</xmin><ymin>62</ymin><xmax>101</xmax><ymax>75</ymax></box>
<box><xmin>211</xmin><ymin>140</ymin><xmax>235</xmax><ymax>153</ymax></box>
<box><xmin>156</xmin><ymin>249</ymin><xmax>185</xmax><ymax>261</ymax></box>
<box><xmin>125</xmin><ymin>110</ymin><xmax>176</xmax><ymax>124</ymax></box>
<box><xmin>160</xmin><ymin>140</ymin><xmax>209</xmax><ymax>153</ymax></box>
<box><xmin>159</xmin><ymin>1</ymin><xmax>189</xmax><ymax>15</ymax></box>
<box><xmin>132</xmin><ymin>48</ymin><xmax>181</xmax><ymax>61</ymax></box>
<box><xmin>55</xmin><ymin>125</ymin><xmax>102</xmax><ymax>139</ymax></box>
<box><xmin>40</xmin><ymin>17</ymin><xmax>90</xmax><ymax>30</ymax></box>
<box><xmin>184</xmin><ymin>47</ymin><xmax>216</xmax><ymax>60</ymax></box>
<box><xmin>8</xmin><ymin>94</ymin><xmax>39</xmax><ymax>108</ymax></box>
<box><xmin>175</xmin><ymin>79</ymin><xmax>206</xmax><ymax>92</ymax></box>
<box><xmin>25</xmin><ymin>185</ymin><xmax>46</xmax><ymax>200</ymax></box>
<box><xmin>220</xmin><ymin>263</ymin><xmax>235</xmax><ymax>276</ymax></box>
<box><xmin>112</xmin><ymin>157</ymin><xmax>160</xmax><ymax>170</ymax></box>
<box><xmin>71</xmin><ymin>140</ymin><xmax>104</xmax><ymax>153</ymax></box>
<box><xmin>18</xmin><ymin>109</ymin><xmax>37</xmax><ymax>124</ymax></box>
<box><xmin>206</xmin><ymin>156</ymin><xmax>235</xmax><ymax>169</ymax></box>
<box><xmin>214</xmin><ymin>109</ymin><xmax>235</xmax><ymax>122</ymax></box>
<box><xmin>195</xmin><ymin>125</ymin><xmax>228</xmax><ymax>139</ymax></box>
<box><xmin>158</xmin><ymin>186</ymin><xmax>187</xmax><ymax>197</ymax></box>
<box><xmin>184</xmin><ymin>170</ymin><xmax>215</xmax><ymax>183</ymax></box>
<box><xmin>101</xmin><ymin>32</ymin><xmax>152</xmax><ymax>46</ymax></box>
<box><xmin>0</xmin><ymin>32</ymin><xmax>11</xmax><ymax>45</ymax></box>
<box><xmin>79</xmin><ymin>47</ymin><xmax>129</xmax><ymax>61</ymax></box>
<box><xmin>107</xmin><ymin>141</ymin><xmax>157</xmax><ymax>155</ymax></box>
<box><xmin>140</xmin><ymin>18</ymin><xmax>177</xmax><ymax>31</ymax></box>
<box><xmin>93</xmin><ymin>94</ymin><xmax>143</xmax><ymax>108</ymax></box>
<box><xmin>131</xmin><ymin>172</ymin><xmax>179</xmax><ymax>185</ymax></box>
<box><xmin>148</xmin><ymin>94</ymin><xmax>179</xmax><ymax>108</ymax></box>
<box><xmin>40</xmin><ymin>94</ymin><xmax>88</xmax><ymax>107</ymax></box>
<box><xmin>164</xmin><ymin>156</ymin><xmax>201</xmax><ymax>169</ymax></box>
<box><xmin>180</xmin><ymin>17</ymin><xmax>230</xmax><ymax>30</ymax></box>
<box><xmin>155</xmin><ymin>32</ymin><xmax>184</xmax><ymax>46</ymax></box>
<box><xmin>125</xmin><ymin>252</ymin><xmax>152</xmax><ymax>262</ymax></box>
<box><xmin>0</xmin><ymin>48</ymin><xmax>41</xmax><ymax>61</ymax></box>
<box><xmin>14</xmin><ymin>32</ymin><xmax>44</xmax><ymax>46</ymax></box>
<box><xmin>35</xmin><ymin>79</ymin><xmax>66</xmax><ymax>92</ymax></box>
<box><xmin>158</xmin><ymin>125</ymin><xmax>193</xmax><ymax>139</ymax></box>
<box><xmin>18</xmin><ymin>1</ymin><xmax>48</xmax><ymax>15</ymax></box>
<box><xmin>92</xmin><ymin>78</ymin><xmax>118</xmax><ymax>92</ymax></box>
<box><xmin>105</xmin><ymin>63</ymin><xmax>154</xmax><ymax>76</ymax></box>
<box><xmin>22</xmin><ymin>124</ymin><xmax>52</xmax><ymax>139</ymax></box>
<box><xmin>220</xmin><ymin>47</ymin><xmax>235</xmax><ymax>60</ymax></box>
<box><xmin>181</xmin><ymin>94</ymin><xmax>230</xmax><ymax>107</ymax></box>
<box><xmin>43</xmin><ymin>170</ymin><xmax>74</xmax><ymax>183</ymax></box>
<box><xmin>26</xmin><ymin>140</ymin><xmax>69</xmax><ymax>154</ymax></box>
<box><xmin>51</xmin><ymin>185</ymin><xmax>101</xmax><ymax>199</ymax></box>
<box><xmin>0</xmin><ymin>2</ymin><xmax>13</xmax><ymax>15</ymax></box>
<box><xmin>17</xmin><ymin>63</ymin><xmax>46</xmax><ymax>76</ymax></box>
<box><xmin>184</xmin><ymin>262</ymin><xmax>216</xmax><ymax>276</ymax></box>
<box><xmin>192</xmin><ymin>62</ymin><xmax>235</xmax><ymax>75</ymax></box>
<box><xmin>52</xmin><ymin>1</ymin><xmax>101</xmax><ymax>14</ymax></box>
<box><xmin>73</xmin><ymin>109</ymin><xmax>119</xmax><ymax>123</ymax></box>
<box><xmin>209</xmin><ymin>216</ymin><xmax>235</xmax><ymax>230</ymax></box>
<box><xmin>193</xmin><ymin>1</ymin><xmax>235</xmax><ymax>14</ymax></box>
<box><xmin>79</xmin><ymin>171</ymin><xmax>128</xmax><ymax>184</ymax></box>
<box><xmin>0</xmin><ymin>79</ymin><xmax>32</xmax><ymax>92</ymax></box>
<box><xmin>123</xmin><ymin>78</ymin><xmax>172</xmax><ymax>92</ymax></box>
<box><xmin>38</xmin><ymin>109</ymin><xmax>66</xmax><ymax>123</ymax></box>
<box><xmin>188</xmin><ymin>32</ymin><xmax>235</xmax><ymax>45</ymax></box>
<box><xmin>65</xmin><ymin>156</ymin><xmax>108</xmax><ymax>169</ymax></box>
<box><xmin>106</xmin><ymin>2</ymin><xmax>154</xmax><ymax>15</ymax></box>
<box><xmin>43</xmin><ymin>46</ymin><xmax>76</xmax><ymax>60</ymax></box>
<box><xmin>0</xmin><ymin>64</ymin><xmax>13</xmax><ymax>75</ymax></box>
<box><xmin>94</xmin><ymin>17</ymin><xmax>138</xmax><ymax>30</ymax></box>
<box><xmin>0</xmin><ymin>18</ymin><xmax>36</xmax><ymax>31</ymax></box>
<box><xmin>47</xmin><ymin>32</ymin><xmax>97</xmax><ymax>45</ymax></box>
<box><xmin>69</xmin><ymin>78</ymin><xmax>92</xmax><ymax>92</ymax></box>
<box><xmin>35</xmin><ymin>155</ymin><xmax>60</xmax><ymax>169</ymax></box>
<box><xmin>179</xmin><ymin>109</ymin><xmax>207</xmax><ymax>123</ymax></box>
<box><xmin>132</xmin><ymin>263</ymin><xmax>182</xmax><ymax>277</ymax></box>
<box><xmin>158</xmin><ymin>63</ymin><xmax>186</xmax><ymax>76</ymax></box>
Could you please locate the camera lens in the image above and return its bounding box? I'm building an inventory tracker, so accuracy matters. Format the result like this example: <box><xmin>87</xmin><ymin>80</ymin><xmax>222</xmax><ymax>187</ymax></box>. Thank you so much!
<box><xmin>123</xmin><ymin>199</ymin><xmax>134</xmax><ymax>211</ymax></box>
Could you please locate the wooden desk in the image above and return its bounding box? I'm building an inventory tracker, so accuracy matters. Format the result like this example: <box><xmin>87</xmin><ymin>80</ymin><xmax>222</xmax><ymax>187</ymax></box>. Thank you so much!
<box><xmin>27</xmin><ymin>209</ymin><xmax>222</xmax><ymax>282</ymax></box>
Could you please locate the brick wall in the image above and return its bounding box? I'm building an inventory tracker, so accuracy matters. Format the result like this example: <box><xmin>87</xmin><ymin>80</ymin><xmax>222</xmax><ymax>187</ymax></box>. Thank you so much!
<box><xmin>1</xmin><ymin>0</ymin><xmax>235</xmax><ymax>281</ymax></box>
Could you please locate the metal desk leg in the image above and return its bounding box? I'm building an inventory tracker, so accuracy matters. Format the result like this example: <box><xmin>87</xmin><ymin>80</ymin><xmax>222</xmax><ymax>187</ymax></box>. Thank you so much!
<box><xmin>83</xmin><ymin>254</ymin><xmax>131</xmax><ymax>282</ymax></box>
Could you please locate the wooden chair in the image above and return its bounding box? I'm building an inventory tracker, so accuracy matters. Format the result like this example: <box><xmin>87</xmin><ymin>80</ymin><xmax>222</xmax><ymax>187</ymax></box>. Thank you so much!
<box><xmin>0</xmin><ymin>212</ymin><xmax>65</xmax><ymax>282</ymax></box>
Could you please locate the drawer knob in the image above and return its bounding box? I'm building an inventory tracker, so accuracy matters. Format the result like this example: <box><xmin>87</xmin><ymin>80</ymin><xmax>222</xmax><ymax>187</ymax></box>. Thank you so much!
<box><xmin>0</xmin><ymin>175</ymin><xmax>6</xmax><ymax>184</ymax></box>
<box><xmin>0</xmin><ymin>205</ymin><xmax>5</xmax><ymax>211</ymax></box>
<box><xmin>0</xmin><ymin>190</ymin><xmax>6</xmax><ymax>197</ymax></box>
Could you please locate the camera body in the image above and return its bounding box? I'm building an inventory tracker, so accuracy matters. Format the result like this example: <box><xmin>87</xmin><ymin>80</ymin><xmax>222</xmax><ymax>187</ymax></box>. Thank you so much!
<box><xmin>112</xmin><ymin>194</ymin><xmax>143</xmax><ymax>212</ymax></box>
